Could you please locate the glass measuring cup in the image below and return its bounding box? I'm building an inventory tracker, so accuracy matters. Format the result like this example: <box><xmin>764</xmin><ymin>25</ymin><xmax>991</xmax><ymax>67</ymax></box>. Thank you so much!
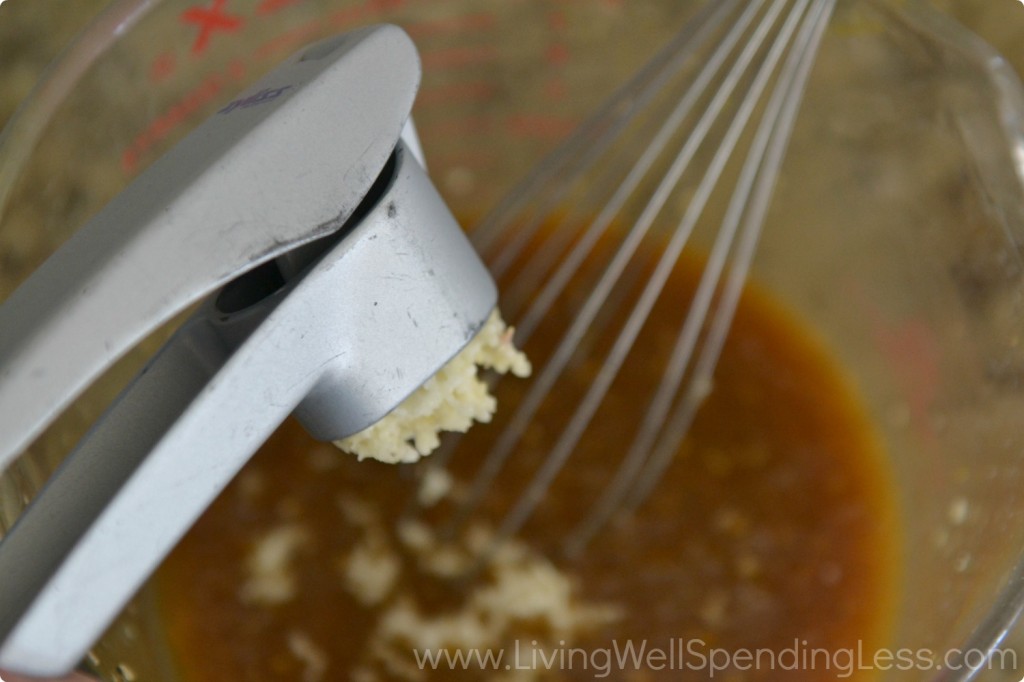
<box><xmin>0</xmin><ymin>2</ymin><xmax>700</xmax><ymax>678</ymax></box>
<box><xmin>3</xmin><ymin>0</ymin><xmax>1024</xmax><ymax>680</ymax></box>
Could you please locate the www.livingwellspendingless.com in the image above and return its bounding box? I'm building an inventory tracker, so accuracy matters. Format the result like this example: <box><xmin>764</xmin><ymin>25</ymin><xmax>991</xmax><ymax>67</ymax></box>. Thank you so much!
<box><xmin>412</xmin><ymin>639</ymin><xmax>1019</xmax><ymax>679</ymax></box>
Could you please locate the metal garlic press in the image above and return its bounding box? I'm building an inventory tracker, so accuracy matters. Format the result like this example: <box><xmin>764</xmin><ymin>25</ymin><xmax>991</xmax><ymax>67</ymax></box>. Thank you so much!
<box><xmin>0</xmin><ymin>25</ymin><xmax>496</xmax><ymax>677</ymax></box>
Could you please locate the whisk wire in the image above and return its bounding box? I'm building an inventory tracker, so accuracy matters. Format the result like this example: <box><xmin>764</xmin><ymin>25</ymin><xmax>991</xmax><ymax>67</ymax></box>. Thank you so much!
<box><xmin>429</xmin><ymin>0</ymin><xmax>836</xmax><ymax>558</ymax></box>
<box><xmin>625</xmin><ymin>0</ymin><xmax>838</xmax><ymax>513</ymax></box>
<box><xmin>510</xmin><ymin>0</ymin><xmax>768</xmax><ymax>343</ymax></box>
<box><xmin>492</xmin><ymin>0</ymin><xmax>816</xmax><ymax>549</ymax></box>
<box><xmin>446</xmin><ymin>0</ymin><xmax>784</xmax><ymax>537</ymax></box>
<box><xmin>471</xmin><ymin>0</ymin><xmax>744</xmax><ymax>264</ymax></box>
<box><xmin>570</xmin><ymin>0</ymin><xmax>837</xmax><ymax>552</ymax></box>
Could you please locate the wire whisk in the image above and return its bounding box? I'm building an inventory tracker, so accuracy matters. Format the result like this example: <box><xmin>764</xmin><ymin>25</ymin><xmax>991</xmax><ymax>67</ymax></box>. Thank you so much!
<box><xmin>417</xmin><ymin>0</ymin><xmax>836</xmax><ymax>558</ymax></box>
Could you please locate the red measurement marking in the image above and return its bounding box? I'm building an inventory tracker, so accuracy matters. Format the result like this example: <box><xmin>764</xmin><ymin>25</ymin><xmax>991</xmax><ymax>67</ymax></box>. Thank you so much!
<box><xmin>180</xmin><ymin>0</ymin><xmax>244</xmax><ymax>56</ymax></box>
<box><xmin>423</xmin><ymin>115</ymin><xmax>494</xmax><ymax>137</ymax></box>
<box><xmin>368</xmin><ymin>0</ymin><xmax>403</xmax><ymax>12</ymax></box>
<box><xmin>506</xmin><ymin>113</ymin><xmax>578</xmax><ymax>139</ymax></box>
<box><xmin>256</xmin><ymin>0</ymin><xmax>302</xmax><ymax>15</ymax></box>
<box><xmin>851</xmin><ymin>280</ymin><xmax>941</xmax><ymax>446</ymax></box>
<box><xmin>227</xmin><ymin>58</ymin><xmax>248</xmax><ymax>82</ymax></box>
<box><xmin>547</xmin><ymin>10</ymin><xmax>567</xmax><ymax>31</ymax></box>
<box><xmin>122</xmin><ymin>72</ymin><xmax>226</xmax><ymax>174</ymax></box>
<box><xmin>417</xmin><ymin>81</ymin><xmax>496</xmax><ymax>107</ymax></box>
<box><xmin>421</xmin><ymin>45</ymin><xmax>498</xmax><ymax>70</ymax></box>
<box><xmin>873</xmin><ymin>316</ymin><xmax>941</xmax><ymax>444</ymax></box>
<box><xmin>404</xmin><ymin>12</ymin><xmax>495</xmax><ymax>40</ymax></box>
<box><xmin>429</xmin><ymin>149</ymin><xmax>496</xmax><ymax>169</ymax></box>
<box><xmin>124</xmin><ymin>55</ymin><xmax>249</xmax><ymax>175</ymax></box>
<box><xmin>149</xmin><ymin>52</ymin><xmax>177</xmax><ymax>84</ymax></box>
<box><xmin>326</xmin><ymin>4</ymin><xmax>365</xmax><ymax>29</ymax></box>
<box><xmin>545</xmin><ymin>43</ymin><xmax>570</xmax><ymax>66</ymax></box>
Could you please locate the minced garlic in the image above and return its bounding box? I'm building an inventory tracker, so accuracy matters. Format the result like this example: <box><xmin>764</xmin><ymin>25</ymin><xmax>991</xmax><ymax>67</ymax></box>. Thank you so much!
<box><xmin>334</xmin><ymin>309</ymin><xmax>531</xmax><ymax>463</ymax></box>
<box><xmin>337</xmin><ymin>493</ymin><xmax>619</xmax><ymax>682</ymax></box>
<box><xmin>238</xmin><ymin>523</ymin><xmax>311</xmax><ymax>606</ymax></box>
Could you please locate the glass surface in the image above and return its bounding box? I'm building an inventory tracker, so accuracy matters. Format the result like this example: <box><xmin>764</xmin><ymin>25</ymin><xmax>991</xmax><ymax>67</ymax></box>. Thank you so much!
<box><xmin>2</xmin><ymin>0</ymin><xmax>1024</xmax><ymax>680</ymax></box>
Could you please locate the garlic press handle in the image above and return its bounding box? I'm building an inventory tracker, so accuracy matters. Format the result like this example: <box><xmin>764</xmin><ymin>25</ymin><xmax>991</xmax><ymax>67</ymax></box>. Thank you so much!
<box><xmin>0</xmin><ymin>24</ymin><xmax>419</xmax><ymax>474</ymax></box>
<box><xmin>0</xmin><ymin>143</ymin><xmax>497</xmax><ymax>676</ymax></box>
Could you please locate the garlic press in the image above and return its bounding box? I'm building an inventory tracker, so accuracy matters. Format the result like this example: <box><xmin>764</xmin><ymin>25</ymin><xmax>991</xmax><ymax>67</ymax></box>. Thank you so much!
<box><xmin>0</xmin><ymin>25</ymin><xmax>496</xmax><ymax>677</ymax></box>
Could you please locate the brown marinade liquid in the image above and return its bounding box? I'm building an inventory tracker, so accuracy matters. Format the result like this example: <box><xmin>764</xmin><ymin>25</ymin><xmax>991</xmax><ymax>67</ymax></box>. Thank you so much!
<box><xmin>157</xmin><ymin>243</ymin><xmax>900</xmax><ymax>681</ymax></box>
